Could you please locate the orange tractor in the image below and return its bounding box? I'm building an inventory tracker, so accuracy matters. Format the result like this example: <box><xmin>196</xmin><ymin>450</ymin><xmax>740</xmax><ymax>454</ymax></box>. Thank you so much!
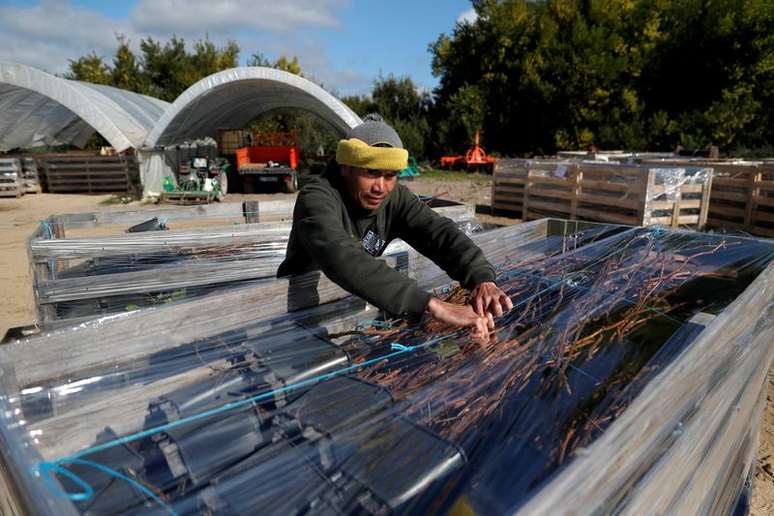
<box><xmin>440</xmin><ymin>131</ymin><xmax>496</xmax><ymax>173</ymax></box>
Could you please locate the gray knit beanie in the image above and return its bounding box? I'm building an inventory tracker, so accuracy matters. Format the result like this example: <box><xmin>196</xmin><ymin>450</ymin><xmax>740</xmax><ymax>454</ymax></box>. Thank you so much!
<box><xmin>346</xmin><ymin>114</ymin><xmax>404</xmax><ymax>149</ymax></box>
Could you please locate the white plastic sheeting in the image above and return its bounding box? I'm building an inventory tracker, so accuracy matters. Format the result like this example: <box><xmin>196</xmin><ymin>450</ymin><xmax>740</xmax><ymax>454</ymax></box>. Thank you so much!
<box><xmin>1</xmin><ymin>64</ymin><xmax>360</xmax><ymax>154</ymax></box>
<box><xmin>0</xmin><ymin>61</ymin><xmax>169</xmax><ymax>152</ymax></box>
<box><xmin>145</xmin><ymin>67</ymin><xmax>362</xmax><ymax>147</ymax></box>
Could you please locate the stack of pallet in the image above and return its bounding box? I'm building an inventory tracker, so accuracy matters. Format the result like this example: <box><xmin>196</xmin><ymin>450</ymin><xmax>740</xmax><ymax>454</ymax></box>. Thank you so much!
<box><xmin>20</xmin><ymin>157</ymin><xmax>41</xmax><ymax>193</ymax></box>
<box><xmin>37</xmin><ymin>155</ymin><xmax>138</xmax><ymax>193</ymax></box>
<box><xmin>492</xmin><ymin>159</ymin><xmax>713</xmax><ymax>229</ymax></box>
<box><xmin>642</xmin><ymin>159</ymin><xmax>774</xmax><ymax>237</ymax></box>
<box><xmin>0</xmin><ymin>158</ymin><xmax>23</xmax><ymax>198</ymax></box>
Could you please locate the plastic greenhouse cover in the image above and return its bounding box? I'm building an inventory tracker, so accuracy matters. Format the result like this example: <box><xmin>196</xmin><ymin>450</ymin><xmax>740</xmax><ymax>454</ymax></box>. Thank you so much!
<box><xmin>0</xmin><ymin>61</ymin><xmax>170</xmax><ymax>152</ymax></box>
<box><xmin>145</xmin><ymin>67</ymin><xmax>362</xmax><ymax>147</ymax></box>
<box><xmin>1</xmin><ymin>220</ymin><xmax>772</xmax><ymax>514</ymax></box>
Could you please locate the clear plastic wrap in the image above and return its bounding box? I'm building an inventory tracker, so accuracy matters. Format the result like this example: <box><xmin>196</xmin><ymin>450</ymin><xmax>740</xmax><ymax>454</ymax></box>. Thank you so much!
<box><xmin>494</xmin><ymin>159</ymin><xmax>713</xmax><ymax>228</ymax></box>
<box><xmin>1</xmin><ymin>219</ymin><xmax>771</xmax><ymax>515</ymax></box>
<box><xmin>29</xmin><ymin>200</ymin><xmax>477</xmax><ymax>328</ymax></box>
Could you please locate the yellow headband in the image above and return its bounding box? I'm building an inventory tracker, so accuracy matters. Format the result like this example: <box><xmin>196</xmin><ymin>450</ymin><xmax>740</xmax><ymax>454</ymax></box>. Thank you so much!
<box><xmin>336</xmin><ymin>138</ymin><xmax>408</xmax><ymax>171</ymax></box>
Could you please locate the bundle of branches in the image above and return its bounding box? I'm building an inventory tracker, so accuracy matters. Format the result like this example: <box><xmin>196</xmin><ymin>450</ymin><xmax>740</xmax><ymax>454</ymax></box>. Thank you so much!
<box><xmin>348</xmin><ymin>229</ymin><xmax>770</xmax><ymax>479</ymax></box>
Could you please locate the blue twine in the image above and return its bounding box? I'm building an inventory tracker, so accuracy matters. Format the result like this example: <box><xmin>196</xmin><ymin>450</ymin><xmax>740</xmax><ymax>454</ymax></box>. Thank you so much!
<box><xmin>39</xmin><ymin>220</ymin><xmax>54</xmax><ymax>239</ymax></box>
<box><xmin>36</xmin><ymin>333</ymin><xmax>455</xmax><ymax>505</ymax></box>
<box><xmin>38</xmin><ymin>459</ymin><xmax>177</xmax><ymax>515</ymax></box>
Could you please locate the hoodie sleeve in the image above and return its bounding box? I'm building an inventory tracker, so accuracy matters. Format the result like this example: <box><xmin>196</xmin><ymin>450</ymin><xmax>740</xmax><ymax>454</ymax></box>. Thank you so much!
<box><xmin>391</xmin><ymin>186</ymin><xmax>496</xmax><ymax>288</ymax></box>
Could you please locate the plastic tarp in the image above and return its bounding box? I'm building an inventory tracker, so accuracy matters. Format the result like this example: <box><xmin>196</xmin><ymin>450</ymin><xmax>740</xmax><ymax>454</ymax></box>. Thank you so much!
<box><xmin>1</xmin><ymin>220</ymin><xmax>772</xmax><ymax>515</ymax></box>
<box><xmin>0</xmin><ymin>61</ymin><xmax>169</xmax><ymax>152</ymax></box>
<box><xmin>145</xmin><ymin>67</ymin><xmax>362</xmax><ymax>147</ymax></box>
<box><xmin>29</xmin><ymin>201</ymin><xmax>478</xmax><ymax>328</ymax></box>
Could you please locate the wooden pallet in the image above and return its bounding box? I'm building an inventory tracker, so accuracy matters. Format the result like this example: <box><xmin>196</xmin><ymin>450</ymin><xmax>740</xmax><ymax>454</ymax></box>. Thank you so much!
<box><xmin>20</xmin><ymin>157</ymin><xmax>41</xmax><ymax>193</ymax></box>
<box><xmin>705</xmin><ymin>165</ymin><xmax>774</xmax><ymax>237</ymax></box>
<box><xmin>640</xmin><ymin>159</ymin><xmax>774</xmax><ymax>237</ymax></box>
<box><xmin>37</xmin><ymin>155</ymin><xmax>138</xmax><ymax>193</ymax></box>
<box><xmin>491</xmin><ymin>159</ymin><xmax>533</xmax><ymax>214</ymax></box>
<box><xmin>0</xmin><ymin>159</ymin><xmax>24</xmax><ymax>198</ymax></box>
<box><xmin>159</xmin><ymin>190</ymin><xmax>218</xmax><ymax>205</ymax></box>
<box><xmin>494</xmin><ymin>161</ymin><xmax>712</xmax><ymax>228</ymax></box>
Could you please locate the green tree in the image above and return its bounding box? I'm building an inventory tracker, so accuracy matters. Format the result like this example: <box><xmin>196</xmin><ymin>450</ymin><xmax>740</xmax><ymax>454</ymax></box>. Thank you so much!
<box><xmin>111</xmin><ymin>35</ymin><xmax>145</xmax><ymax>93</ymax></box>
<box><xmin>343</xmin><ymin>75</ymin><xmax>433</xmax><ymax>159</ymax></box>
<box><xmin>66</xmin><ymin>52</ymin><xmax>111</xmax><ymax>84</ymax></box>
<box><xmin>430</xmin><ymin>0</ymin><xmax>774</xmax><ymax>156</ymax></box>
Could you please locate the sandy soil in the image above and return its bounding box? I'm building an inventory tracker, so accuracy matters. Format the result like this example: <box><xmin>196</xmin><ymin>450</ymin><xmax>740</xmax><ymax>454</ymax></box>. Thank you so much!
<box><xmin>0</xmin><ymin>178</ymin><xmax>772</xmax><ymax>510</ymax></box>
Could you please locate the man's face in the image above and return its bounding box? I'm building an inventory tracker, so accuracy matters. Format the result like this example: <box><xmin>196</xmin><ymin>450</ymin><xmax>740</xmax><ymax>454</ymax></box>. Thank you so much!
<box><xmin>340</xmin><ymin>165</ymin><xmax>399</xmax><ymax>211</ymax></box>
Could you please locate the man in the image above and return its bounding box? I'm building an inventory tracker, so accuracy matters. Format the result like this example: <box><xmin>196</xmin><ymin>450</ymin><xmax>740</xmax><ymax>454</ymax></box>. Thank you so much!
<box><xmin>277</xmin><ymin>115</ymin><xmax>512</xmax><ymax>339</ymax></box>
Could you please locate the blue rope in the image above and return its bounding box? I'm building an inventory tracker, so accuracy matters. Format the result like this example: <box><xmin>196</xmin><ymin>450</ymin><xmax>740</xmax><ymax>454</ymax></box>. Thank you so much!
<box><xmin>36</xmin><ymin>335</ymin><xmax>455</xmax><ymax>505</ymax></box>
<box><xmin>39</xmin><ymin>220</ymin><xmax>54</xmax><ymax>239</ymax></box>
<box><xmin>39</xmin><ymin>459</ymin><xmax>178</xmax><ymax>515</ymax></box>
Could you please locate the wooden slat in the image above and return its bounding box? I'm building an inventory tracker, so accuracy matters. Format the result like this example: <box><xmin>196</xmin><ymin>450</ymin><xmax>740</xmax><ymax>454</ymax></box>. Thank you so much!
<box><xmin>757</xmin><ymin>196</ymin><xmax>774</xmax><ymax>208</ymax></box>
<box><xmin>574</xmin><ymin>208</ymin><xmax>639</xmax><ymax>226</ymax></box>
<box><xmin>713</xmin><ymin>178</ymin><xmax>750</xmax><ymax>188</ymax></box>
<box><xmin>526</xmin><ymin>199</ymin><xmax>572</xmax><ymax>215</ymax></box>
<box><xmin>579</xmin><ymin>193</ymin><xmax>640</xmax><ymax>210</ymax></box>
<box><xmin>530</xmin><ymin>175</ymin><xmax>576</xmax><ymax>187</ymax></box>
<box><xmin>752</xmin><ymin>211</ymin><xmax>774</xmax><ymax>223</ymax></box>
<box><xmin>528</xmin><ymin>187</ymin><xmax>575</xmax><ymax>200</ymax></box>
<box><xmin>579</xmin><ymin>180</ymin><xmax>632</xmax><ymax>193</ymax></box>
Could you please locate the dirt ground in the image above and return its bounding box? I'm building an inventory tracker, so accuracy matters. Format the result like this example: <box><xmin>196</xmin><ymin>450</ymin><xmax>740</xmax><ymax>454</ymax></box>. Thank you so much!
<box><xmin>0</xmin><ymin>177</ymin><xmax>772</xmax><ymax>511</ymax></box>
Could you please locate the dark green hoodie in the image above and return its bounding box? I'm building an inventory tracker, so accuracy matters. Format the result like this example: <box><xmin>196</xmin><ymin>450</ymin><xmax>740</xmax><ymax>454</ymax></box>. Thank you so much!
<box><xmin>276</xmin><ymin>164</ymin><xmax>495</xmax><ymax>317</ymax></box>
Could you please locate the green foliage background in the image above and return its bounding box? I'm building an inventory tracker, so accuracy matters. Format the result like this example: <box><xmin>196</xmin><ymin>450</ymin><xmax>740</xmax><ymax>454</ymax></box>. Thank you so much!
<box><xmin>429</xmin><ymin>0</ymin><xmax>774</xmax><ymax>157</ymax></box>
<box><xmin>65</xmin><ymin>0</ymin><xmax>774</xmax><ymax>160</ymax></box>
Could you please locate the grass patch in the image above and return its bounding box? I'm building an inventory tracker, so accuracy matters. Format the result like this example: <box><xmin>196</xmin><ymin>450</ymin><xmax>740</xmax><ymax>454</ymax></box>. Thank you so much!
<box><xmin>413</xmin><ymin>167</ymin><xmax>492</xmax><ymax>183</ymax></box>
<box><xmin>100</xmin><ymin>193</ymin><xmax>137</xmax><ymax>205</ymax></box>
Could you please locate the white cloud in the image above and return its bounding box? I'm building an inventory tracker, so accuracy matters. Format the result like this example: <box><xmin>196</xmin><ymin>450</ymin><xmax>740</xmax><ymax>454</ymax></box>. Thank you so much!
<box><xmin>457</xmin><ymin>7</ymin><xmax>478</xmax><ymax>25</ymax></box>
<box><xmin>0</xmin><ymin>0</ymin><xmax>139</xmax><ymax>74</ymax></box>
<box><xmin>0</xmin><ymin>0</ymin><xmax>369</xmax><ymax>96</ymax></box>
<box><xmin>131</xmin><ymin>0</ymin><xmax>349</xmax><ymax>37</ymax></box>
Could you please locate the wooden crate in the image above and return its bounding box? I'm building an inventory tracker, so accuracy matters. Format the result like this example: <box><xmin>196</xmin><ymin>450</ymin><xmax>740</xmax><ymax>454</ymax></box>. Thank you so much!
<box><xmin>520</xmin><ymin>163</ymin><xmax>712</xmax><ymax>228</ymax></box>
<box><xmin>641</xmin><ymin>159</ymin><xmax>774</xmax><ymax>237</ymax></box>
<box><xmin>0</xmin><ymin>158</ymin><xmax>23</xmax><ymax>198</ymax></box>
<box><xmin>492</xmin><ymin>159</ymin><xmax>576</xmax><ymax>215</ymax></box>
<box><xmin>693</xmin><ymin>163</ymin><xmax>774</xmax><ymax>238</ymax></box>
<box><xmin>20</xmin><ymin>157</ymin><xmax>41</xmax><ymax>194</ymax></box>
<box><xmin>38</xmin><ymin>155</ymin><xmax>138</xmax><ymax>193</ymax></box>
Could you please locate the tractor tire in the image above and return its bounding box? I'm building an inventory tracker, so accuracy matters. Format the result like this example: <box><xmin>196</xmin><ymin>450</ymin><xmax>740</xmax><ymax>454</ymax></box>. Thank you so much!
<box><xmin>215</xmin><ymin>173</ymin><xmax>228</xmax><ymax>201</ymax></box>
<box><xmin>282</xmin><ymin>173</ymin><xmax>299</xmax><ymax>193</ymax></box>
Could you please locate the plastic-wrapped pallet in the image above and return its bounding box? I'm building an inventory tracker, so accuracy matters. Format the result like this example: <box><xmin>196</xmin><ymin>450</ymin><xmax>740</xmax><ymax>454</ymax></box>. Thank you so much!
<box><xmin>0</xmin><ymin>219</ymin><xmax>771</xmax><ymax>515</ymax></box>
<box><xmin>28</xmin><ymin>200</ymin><xmax>479</xmax><ymax>328</ymax></box>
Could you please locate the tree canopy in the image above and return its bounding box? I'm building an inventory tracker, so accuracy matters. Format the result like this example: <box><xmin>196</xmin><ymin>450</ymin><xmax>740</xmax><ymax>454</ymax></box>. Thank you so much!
<box><xmin>61</xmin><ymin>2</ymin><xmax>774</xmax><ymax>158</ymax></box>
<box><xmin>429</xmin><ymin>0</ymin><xmax>774</xmax><ymax>156</ymax></box>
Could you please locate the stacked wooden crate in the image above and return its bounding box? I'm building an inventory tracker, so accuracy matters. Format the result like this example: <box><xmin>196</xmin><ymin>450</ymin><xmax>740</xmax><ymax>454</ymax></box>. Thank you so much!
<box><xmin>493</xmin><ymin>160</ymin><xmax>713</xmax><ymax>228</ymax></box>
<box><xmin>38</xmin><ymin>155</ymin><xmax>138</xmax><ymax>193</ymax></box>
<box><xmin>642</xmin><ymin>160</ymin><xmax>774</xmax><ymax>238</ymax></box>
<box><xmin>0</xmin><ymin>158</ymin><xmax>23</xmax><ymax>198</ymax></box>
<box><xmin>20</xmin><ymin>157</ymin><xmax>41</xmax><ymax>193</ymax></box>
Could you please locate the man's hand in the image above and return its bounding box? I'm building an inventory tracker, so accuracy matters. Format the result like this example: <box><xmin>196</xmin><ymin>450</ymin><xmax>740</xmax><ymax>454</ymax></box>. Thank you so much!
<box><xmin>426</xmin><ymin>297</ymin><xmax>493</xmax><ymax>342</ymax></box>
<box><xmin>470</xmin><ymin>281</ymin><xmax>513</xmax><ymax>318</ymax></box>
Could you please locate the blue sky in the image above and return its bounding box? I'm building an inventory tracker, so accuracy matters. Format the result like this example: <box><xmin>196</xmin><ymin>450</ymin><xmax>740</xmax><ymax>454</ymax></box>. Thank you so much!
<box><xmin>0</xmin><ymin>0</ymin><xmax>477</xmax><ymax>96</ymax></box>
